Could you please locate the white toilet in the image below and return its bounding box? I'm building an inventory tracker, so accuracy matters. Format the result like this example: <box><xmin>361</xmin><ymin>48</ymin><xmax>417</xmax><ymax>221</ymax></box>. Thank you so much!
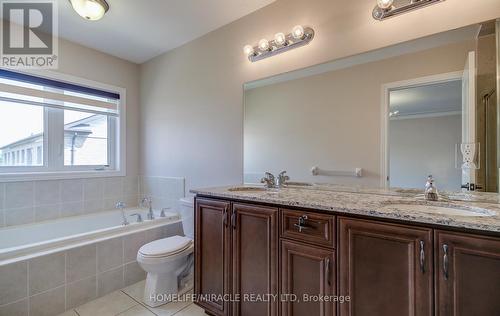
<box><xmin>137</xmin><ymin>197</ymin><xmax>194</xmax><ymax>307</ymax></box>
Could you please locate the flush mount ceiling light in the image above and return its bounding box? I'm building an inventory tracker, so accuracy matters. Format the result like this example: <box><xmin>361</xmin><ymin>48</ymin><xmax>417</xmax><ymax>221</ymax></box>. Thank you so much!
<box><xmin>69</xmin><ymin>0</ymin><xmax>109</xmax><ymax>21</ymax></box>
<box><xmin>243</xmin><ymin>25</ymin><xmax>314</xmax><ymax>62</ymax></box>
<box><xmin>372</xmin><ymin>0</ymin><xmax>444</xmax><ymax>21</ymax></box>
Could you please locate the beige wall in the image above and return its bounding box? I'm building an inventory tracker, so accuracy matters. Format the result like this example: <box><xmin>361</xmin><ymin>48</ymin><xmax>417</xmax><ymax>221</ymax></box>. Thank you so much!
<box><xmin>52</xmin><ymin>39</ymin><xmax>140</xmax><ymax>177</ymax></box>
<box><xmin>139</xmin><ymin>0</ymin><xmax>500</xmax><ymax>192</ymax></box>
<box><xmin>244</xmin><ymin>40</ymin><xmax>473</xmax><ymax>187</ymax></box>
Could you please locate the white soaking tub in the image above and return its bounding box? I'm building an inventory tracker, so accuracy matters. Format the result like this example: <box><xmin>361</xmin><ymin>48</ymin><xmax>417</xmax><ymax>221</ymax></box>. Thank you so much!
<box><xmin>0</xmin><ymin>208</ymin><xmax>181</xmax><ymax>264</ymax></box>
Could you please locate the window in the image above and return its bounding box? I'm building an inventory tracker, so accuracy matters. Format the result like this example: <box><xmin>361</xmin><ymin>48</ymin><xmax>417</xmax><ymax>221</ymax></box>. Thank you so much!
<box><xmin>0</xmin><ymin>69</ymin><xmax>124</xmax><ymax>180</ymax></box>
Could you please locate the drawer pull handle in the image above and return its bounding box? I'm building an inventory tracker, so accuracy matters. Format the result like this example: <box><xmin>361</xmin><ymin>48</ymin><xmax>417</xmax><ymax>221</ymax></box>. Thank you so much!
<box><xmin>294</xmin><ymin>215</ymin><xmax>309</xmax><ymax>232</ymax></box>
<box><xmin>223</xmin><ymin>208</ymin><xmax>228</xmax><ymax>227</ymax></box>
<box><xmin>325</xmin><ymin>257</ymin><xmax>331</xmax><ymax>286</ymax></box>
<box><xmin>231</xmin><ymin>212</ymin><xmax>236</xmax><ymax>229</ymax></box>
<box><xmin>419</xmin><ymin>240</ymin><xmax>425</xmax><ymax>273</ymax></box>
<box><xmin>443</xmin><ymin>244</ymin><xmax>449</xmax><ymax>280</ymax></box>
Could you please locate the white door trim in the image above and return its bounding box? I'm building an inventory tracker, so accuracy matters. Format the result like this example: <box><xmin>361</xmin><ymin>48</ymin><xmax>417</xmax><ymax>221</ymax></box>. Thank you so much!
<box><xmin>380</xmin><ymin>71</ymin><xmax>463</xmax><ymax>188</ymax></box>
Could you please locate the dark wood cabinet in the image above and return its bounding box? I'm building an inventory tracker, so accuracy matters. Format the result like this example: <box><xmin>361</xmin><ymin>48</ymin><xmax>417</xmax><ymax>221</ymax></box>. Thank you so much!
<box><xmin>231</xmin><ymin>203</ymin><xmax>279</xmax><ymax>316</ymax></box>
<box><xmin>280</xmin><ymin>240</ymin><xmax>335</xmax><ymax>316</ymax></box>
<box><xmin>195</xmin><ymin>196</ymin><xmax>500</xmax><ymax>316</ymax></box>
<box><xmin>338</xmin><ymin>217</ymin><xmax>433</xmax><ymax>316</ymax></box>
<box><xmin>435</xmin><ymin>230</ymin><xmax>500</xmax><ymax>316</ymax></box>
<box><xmin>194</xmin><ymin>198</ymin><xmax>231</xmax><ymax>316</ymax></box>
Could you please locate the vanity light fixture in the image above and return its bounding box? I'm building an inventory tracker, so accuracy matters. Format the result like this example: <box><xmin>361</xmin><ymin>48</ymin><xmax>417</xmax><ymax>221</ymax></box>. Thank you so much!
<box><xmin>372</xmin><ymin>0</ymin><xmax>444</xmax><ymax>21</ymax></box>
<box><xmin>69</xmin><ymin>0</ymin><xmax>109</xmax><ymax>21</ymax></box>
<box><xmin>243</xmin><ymin>25</ymin><xmax>314</xmax><ymax>62</ymax></box>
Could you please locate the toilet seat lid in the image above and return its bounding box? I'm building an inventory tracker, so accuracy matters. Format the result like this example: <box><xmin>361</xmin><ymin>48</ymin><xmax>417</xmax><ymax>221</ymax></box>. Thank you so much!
<box><xmin>139</xmin><ymin>235</ymin><xmax>193</xmax><ymax>258</ymax></box>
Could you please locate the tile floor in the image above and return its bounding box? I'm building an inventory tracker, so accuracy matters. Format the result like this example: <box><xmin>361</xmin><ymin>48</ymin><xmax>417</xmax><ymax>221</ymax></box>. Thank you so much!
<box><xmin>58</xmin><ymin>281</ymin><xmax>205</xmax><ymax>316</ymax></box>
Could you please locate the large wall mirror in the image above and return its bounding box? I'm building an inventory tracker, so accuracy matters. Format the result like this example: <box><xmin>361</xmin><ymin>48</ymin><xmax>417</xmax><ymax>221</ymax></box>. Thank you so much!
<box><xmin>244</xmin><ymin>19</ymin><xmax>499</xmax><ymax>193</ymax></box>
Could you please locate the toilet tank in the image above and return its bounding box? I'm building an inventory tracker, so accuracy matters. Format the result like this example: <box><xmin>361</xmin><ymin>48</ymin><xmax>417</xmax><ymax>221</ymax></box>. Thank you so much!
<box><xmin>178</xmin><ymin>197</ymin><xmax>194</xmax><ymax>239</ymax></box>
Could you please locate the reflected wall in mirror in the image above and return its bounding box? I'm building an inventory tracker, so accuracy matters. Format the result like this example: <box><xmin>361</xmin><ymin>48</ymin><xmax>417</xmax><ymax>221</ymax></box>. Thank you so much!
<box><xmin>244</xmin><ymin>19</ymin><xmax>499</xmax><ymax>193</ymax></box>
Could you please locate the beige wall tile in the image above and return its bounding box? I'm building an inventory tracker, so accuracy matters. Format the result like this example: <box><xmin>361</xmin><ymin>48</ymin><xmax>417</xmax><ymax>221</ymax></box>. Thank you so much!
<box><xmin>83</xmin><ymin>178</ymin><xmax>104</xmax><ymax>200</ymax></box>
<box><xmin>34</xmin><ymin>180</ymin><xmax>61</xmax><ymax>206</ymax></box>
<box><xmin>97</xmin><ymin>237</ymin><xmax>123</xmax><ymax>273</ymax></box>
<box><xmin>97</xmin><ymin>267</ymin><xmax>124</xmax><ymax>297</ymax></box>
<box><xmin>35</xmin><ymin>204</ymin><xmax>60</xmax><ymax>222</ymax></box>
<box><xmin>61</xmin><ymin>180</ymin><xmax>84</xmax><ymax>203</ymax></box>
<box><xmin>60</xmin><ymin>201</ymin><xmax>84</xmax><ymax>218</ymax></box>
<box><xmin>29</xmin><ymin>286</ymin><xmax>65</xmax><ymax>316</ymax></box>
<box><xmin>29</xmin><ymin>253</ymin><xmax>65</xmax><ymax>295</ymax></box>
<box><xmin>0</xmin><ymin>261</ymin><xmax>27</xmax><ymax>305</ymax></box>
<box><xmin>104</xmin><ymin>178</ymin><xmax>123</xmax><ymax>199</ymax></box>
<box><xmin>0</xmin><ymin>298</ymin><xmax>28</xmax><ymax>316</ymax></box>
<box><xmin>124</xmin><ymin>262</ymin><xmax>146</xmax><ymax>287</ymax></box>
<box><xmin>123</xmin><ymin>231</ymin><xmax>146</xmax><ymax>263</ymax></box>
<box><xmin>66</xmin><ymin>276</ymin><xmax>97</xmax><ymax>310</ymax></box>
<box><xmin>5</xmin><ymin>207</ymin><xmax>34</xmax><ymax>226</ymax></box>
<box><xmin>5</xmin><ymin>182</ymin><xmax>33</xmax><ymax>209</ymax></box>
<box><xmin>66</xmin><ymin>244</ymin><xmax>97</xmax><ymax>283</ymax></box>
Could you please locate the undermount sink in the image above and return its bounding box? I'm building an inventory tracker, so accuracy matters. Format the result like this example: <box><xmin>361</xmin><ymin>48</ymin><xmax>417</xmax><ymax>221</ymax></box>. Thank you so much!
<box><xmin>384</xmin><ymin>204</ymin><xmax>495</xmax><ymax>217</ymax></box>
<box><xmin>227</xmin><ymin>186</ymin><xmax>277</xmax><ymax>192</ymax></box>
<box><xmin>284</xmin><ymin>181</ymin><xmax>314</xmax><ymax>187</ymax></box>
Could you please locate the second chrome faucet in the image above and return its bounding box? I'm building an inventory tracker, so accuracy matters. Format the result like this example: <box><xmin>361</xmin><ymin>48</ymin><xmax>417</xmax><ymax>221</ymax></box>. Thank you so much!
<box><xmin>261</xmin><ymin>171</ymin><xmax>290</xmax><ymax>188</ymax></box>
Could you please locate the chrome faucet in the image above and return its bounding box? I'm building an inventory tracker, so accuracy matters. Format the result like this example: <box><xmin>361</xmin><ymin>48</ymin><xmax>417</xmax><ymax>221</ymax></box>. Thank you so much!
<box><xmin>424</xmin><ymin>175</ymin><xmax>438</xmax><ymax>201</ymax></box>
<box><xmin>116</xmin><ymin>201</ymin><xmax>129</xmax><ymax>226</ymax></box>
<box><xmin>141</xmin><ymin>197</ymin><xmax>154</xmax><ymax>220</ymax></box>
<box><xmin>276</xmin><ymin>171</ymin><xmax>290</xmax><ymax>187</ymax></box>
<box><xmin>261</xmin><ymin>171</ymin><xmax>289</xmax><ymax>188</ymax></box>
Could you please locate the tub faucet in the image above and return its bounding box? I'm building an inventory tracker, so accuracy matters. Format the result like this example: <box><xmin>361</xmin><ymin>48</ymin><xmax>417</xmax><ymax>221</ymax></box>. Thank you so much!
<box><xmin>141</xmin><ymin>197</ymin><xmax>154</xmax><ymax>220</ymax></box>
<box><xmin>116</xmin><ymin>201</ymin><xmax>129</xmax><ymax>226</ymax></box>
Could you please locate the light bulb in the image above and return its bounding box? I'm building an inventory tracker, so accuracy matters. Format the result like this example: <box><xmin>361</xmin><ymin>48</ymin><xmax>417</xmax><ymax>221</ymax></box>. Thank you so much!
<box><xmin>377</xmin><ymin>0</ymin><xmax>394</xmax><ymax>9</ymax></box>
<box><xmin>274</xmin><ymin>32</ymin><xmax>286</xmax><ymax>46</ymax></box>
<box><xmin>258</xmin><ymin>39</ymin><xmax>270</xmax><ymax>51</ymax></box>
<box><xmin>292</xmin><ymin>25</ymin><xmax>305</xmax><ymax>40</ymax></box>
<box><xmin>70</xmin><ymin>0</ymin><xmax>109</xmax><ymax>21</ymax></box>
<box><xmin>243</xmin><ymin>45</ymin><xmax>254</xmax><ymax>56</ymax></box>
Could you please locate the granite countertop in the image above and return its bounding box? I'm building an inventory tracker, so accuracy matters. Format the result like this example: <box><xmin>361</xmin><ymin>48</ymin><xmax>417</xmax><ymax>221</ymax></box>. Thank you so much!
<box><xmin>191</xmin><ymin>185</ymin><xmax>500</xmax><ymax>234</ymax></box>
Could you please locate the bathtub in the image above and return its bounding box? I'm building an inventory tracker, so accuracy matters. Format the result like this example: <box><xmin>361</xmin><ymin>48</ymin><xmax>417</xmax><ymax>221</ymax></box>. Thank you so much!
<box><xmin>0</xmin><ymin>207</ymin><xmax>181</xmax><ymax>265</ymax></box>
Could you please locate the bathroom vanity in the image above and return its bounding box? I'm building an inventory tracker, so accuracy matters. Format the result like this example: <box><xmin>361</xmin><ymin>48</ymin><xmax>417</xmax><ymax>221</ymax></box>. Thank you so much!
<box><xmin>191</xmin><ymin>186</ymin><xmax>500</xmax><ymax>316</ymax></box>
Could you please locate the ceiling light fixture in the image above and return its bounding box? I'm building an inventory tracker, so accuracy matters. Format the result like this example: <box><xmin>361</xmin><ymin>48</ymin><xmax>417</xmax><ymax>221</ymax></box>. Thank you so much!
<box><xmin>372</xmin><ymin>0</ymin><xmax>444</xmax><ymax>21</ymax></box>
<box><xmin>243</xmin><ymin>25</ymin><xmax>314</xmax><ymax>62</ymax></box>
<box><xmin>69</xmin><ymin>0</ymin><xmax>109</xmax><ymax>21</ymax></box>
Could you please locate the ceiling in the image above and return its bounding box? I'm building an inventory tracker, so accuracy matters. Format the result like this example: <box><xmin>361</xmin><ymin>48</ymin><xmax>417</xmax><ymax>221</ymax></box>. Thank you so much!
<box><xmin>56</xmin><ymin>0</ymin><xmax>275</xmax><ymax>63</ymax></box>
<box><xmin>390</xmin><ymin>80</ymin><xmax>462</xmax><ymax>118</ymax></box>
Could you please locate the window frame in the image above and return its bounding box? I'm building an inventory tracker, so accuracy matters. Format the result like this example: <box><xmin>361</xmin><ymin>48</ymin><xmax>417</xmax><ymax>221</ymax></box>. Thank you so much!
<box><xmin>0</xmin><ymin>69</ymin><xmax>126</xmax><ymax>182</ymax></box>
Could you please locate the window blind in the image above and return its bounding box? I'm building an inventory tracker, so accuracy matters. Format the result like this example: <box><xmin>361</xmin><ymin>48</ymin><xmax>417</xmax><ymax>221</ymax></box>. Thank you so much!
<box><xmin>0</xmin><ymin>69</ymin><xmax>119</xmax><ymax>116</ymax></box>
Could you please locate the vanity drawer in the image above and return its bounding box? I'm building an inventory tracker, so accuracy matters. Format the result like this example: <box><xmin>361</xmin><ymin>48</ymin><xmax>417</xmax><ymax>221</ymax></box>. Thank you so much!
<box><xmin>280</xmin><ymin>209</ymin><xmax>335</xmax><ymax>248</ymax></box>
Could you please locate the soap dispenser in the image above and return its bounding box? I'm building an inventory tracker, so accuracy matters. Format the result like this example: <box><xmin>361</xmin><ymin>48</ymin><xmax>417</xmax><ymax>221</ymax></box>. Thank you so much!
<box><xmin>424</xmin><ymin>175</ymin><xmax>438</xmax><ymax>201</ymax></box>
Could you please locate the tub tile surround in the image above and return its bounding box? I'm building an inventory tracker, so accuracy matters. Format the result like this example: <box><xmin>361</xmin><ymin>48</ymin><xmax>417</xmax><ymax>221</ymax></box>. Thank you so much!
<box><xmin>0</xmin><ymin>223</ymin><xmax>185</xmax><ymax>316</ymax></box>
<box><xmin>0</xmin><ymin>177</ymin><xmax>139</xmax><ymax>228</ymax></box>
<box><xmin>0</xmin><ymin>175</ymin><xmax>186</xmax><ymax>228</ymax></box>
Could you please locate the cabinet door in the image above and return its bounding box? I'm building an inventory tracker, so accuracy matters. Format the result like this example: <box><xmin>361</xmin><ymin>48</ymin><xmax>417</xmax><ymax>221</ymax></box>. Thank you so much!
<box><xmin>338</xmin><ymin>217</ymin><xmax>433</xmax><ymax>316</ymax></box>
<box><xmin>232</xmin><ymin>203</ymin><xmax>278</xmax><ymax>316</ymax></box>
<box><xmin>281</xmin><ymin>240</ymin><xmax>335</xmax><ymax>316</ymax></box>
<box><xmin>195</xmin><ymin>198</ymin><xmax>231</xmax><ymax>316</ymax></box>
<box><xmin>435</xmin><ymin>230</ymin><xmax>500</xmax><ymax>316</ymax></box>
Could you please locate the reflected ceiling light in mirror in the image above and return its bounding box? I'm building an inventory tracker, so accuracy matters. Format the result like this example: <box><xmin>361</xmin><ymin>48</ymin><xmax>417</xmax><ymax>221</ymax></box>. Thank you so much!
<box><xmin>258</xmin><ymin>39</ymin><xmax>271</xmax><ymax>51</ymax></box>
<box><xmin>243</xmin><ymin>25</ymin><xmax>314</xmax><ymax>62</ymax></box>
<box><xmin>373</xmin><ymin>0</ymin><xmax>445</xmax><ymax>21</ymax></box>
<box><xmin>274</xmin><ymin>33</ymin><xmax>287</xmax><ymax>46</ymax></box>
